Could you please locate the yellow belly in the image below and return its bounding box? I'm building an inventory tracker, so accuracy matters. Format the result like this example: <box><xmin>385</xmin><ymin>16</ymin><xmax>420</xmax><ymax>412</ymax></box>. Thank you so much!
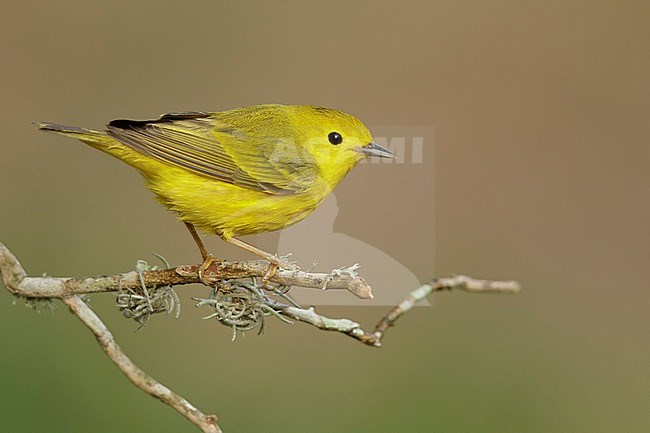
<box><xmin>147</xmin><ymin>164</ymin><xmax>327</xmax><ymax>238</ymax></box>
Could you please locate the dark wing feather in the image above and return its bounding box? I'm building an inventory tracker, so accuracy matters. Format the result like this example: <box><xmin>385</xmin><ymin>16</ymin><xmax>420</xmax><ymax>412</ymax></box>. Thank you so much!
<box><xmin>106</xmin><ymin>112</ymin><xmax>316</xmax><ymax>195</ymax></box>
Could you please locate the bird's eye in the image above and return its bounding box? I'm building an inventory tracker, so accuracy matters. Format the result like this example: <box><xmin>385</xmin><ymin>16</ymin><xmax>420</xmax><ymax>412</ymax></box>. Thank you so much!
<box><xmin>328</xmin><ymin>132</ymin><xmax>343</xmax><ymax>145</ymax></box>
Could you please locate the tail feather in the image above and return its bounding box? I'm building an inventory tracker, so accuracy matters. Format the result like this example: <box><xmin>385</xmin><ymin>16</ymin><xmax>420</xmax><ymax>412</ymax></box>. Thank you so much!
<box><xmin>35</xmin><ymin>121</ymin><xmax>98</xmax><ymax>135</ymax></box>
<box><xmin>36</xmin><ymin>122</ymin><xmax>83</xmax><ymax>133</ymax></box>
<box><xmin>35</xmin><ymin>120</ymin><xmax>142</xmax><ymax>165</ymax></box>
<box><xmin>35</xmin><ymin>121</ymin><xmax>109</xmax><ymax>147</ymax></box>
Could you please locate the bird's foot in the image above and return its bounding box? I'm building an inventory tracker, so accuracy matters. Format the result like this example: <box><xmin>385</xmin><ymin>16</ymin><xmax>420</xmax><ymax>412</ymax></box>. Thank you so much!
<box><xmin>261</xmin><ymin>254</ymin><xmax>299</xmax><ymax>288</ymax></box>
<box><xmin>262</xmin><ymin>262</ymin><xmax>279</xmax><ymax>286</ymax></box>
<box><xmin>198</xmin><ymin>253</ymin><xmax>223</xmax><ymax>285</ymax></box>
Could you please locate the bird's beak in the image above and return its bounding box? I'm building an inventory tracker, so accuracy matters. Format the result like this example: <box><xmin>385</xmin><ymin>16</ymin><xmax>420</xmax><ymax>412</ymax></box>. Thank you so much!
<box><xmin>358</xmin><ymin>142</ymin><xmax>396</xmax><ymax>159</ymax></box>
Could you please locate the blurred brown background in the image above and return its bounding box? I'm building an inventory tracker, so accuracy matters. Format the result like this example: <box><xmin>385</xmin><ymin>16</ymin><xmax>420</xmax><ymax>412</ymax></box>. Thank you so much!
<box><xmin>1</xmin><ymin>1</ymin><xmax>648</xmax><ymax>432</ymax></box>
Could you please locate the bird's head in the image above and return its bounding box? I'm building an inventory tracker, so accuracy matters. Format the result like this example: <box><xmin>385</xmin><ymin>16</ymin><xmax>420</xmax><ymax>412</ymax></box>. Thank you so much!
<box><xmin>289</xmin><ymin>105</ymin><xmax>394</xmax><ymax>188</ymax></box>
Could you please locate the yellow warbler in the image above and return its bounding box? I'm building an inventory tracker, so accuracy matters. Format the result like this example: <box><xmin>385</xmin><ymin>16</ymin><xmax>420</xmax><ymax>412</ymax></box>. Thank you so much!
<box><xmin>37</xmin><ymin>104</ymin><xmax>394</xmax><ymax>277</ymax></box>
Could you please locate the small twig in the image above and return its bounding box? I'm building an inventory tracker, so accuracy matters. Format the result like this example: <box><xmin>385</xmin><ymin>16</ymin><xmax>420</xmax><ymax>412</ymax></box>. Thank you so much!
<box><xmin>268</xmin><ymin>277</ymin><xmax>521</xmax><ymax>347</ymax></box>
<box><xmin>370</xmin><ymin>276</ymin><xmax>520</xmax><ymax>345</ymax></box>
<box><xmin>62</xmin><ymin>295</ymin><xmax>221</xmax><ymax>433</ymax></box>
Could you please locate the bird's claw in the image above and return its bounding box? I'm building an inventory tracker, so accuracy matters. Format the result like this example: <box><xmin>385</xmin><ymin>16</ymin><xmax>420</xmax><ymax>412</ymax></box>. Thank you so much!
<box><xmin>198</xmin><ymin>253</ymin><xmax>222</xmax><ymax>285</ymax></box>
<box><xmin>261</xmin><ymin>262</ymin><xmax>279</xmax><ymax>287</ymax></box>
<box><xmin>260</xmin><ymin>255</ymin><xmax>299</xmax><ymax>289</ymax></box>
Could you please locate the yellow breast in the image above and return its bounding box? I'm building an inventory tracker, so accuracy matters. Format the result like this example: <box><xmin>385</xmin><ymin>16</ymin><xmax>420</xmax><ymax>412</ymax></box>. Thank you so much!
<box><xmin>142</xmin><ymin>159</ymin><xmax>329</xmax><ymax>239</ymax></box>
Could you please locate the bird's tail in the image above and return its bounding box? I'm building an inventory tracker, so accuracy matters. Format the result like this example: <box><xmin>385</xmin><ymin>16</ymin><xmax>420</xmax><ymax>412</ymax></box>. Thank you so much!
<box><xmin>35</xmin><ymin>122</ymin><xmax>107</xmax><ymax>143</ymax></box>
<box><xmin>35</xmin><ymin>121</ymin><xmax>154</xmax><ymax>173</ymax></box>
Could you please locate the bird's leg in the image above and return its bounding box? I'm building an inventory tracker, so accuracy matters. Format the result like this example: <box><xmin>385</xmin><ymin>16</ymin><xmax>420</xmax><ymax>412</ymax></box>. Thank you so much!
<box><xmin>222</xmin><ymin>236</ymin><xmax>282</xmax><ymax>264</ymax></box>
<box><xmin>184</xmin><ymin>222</ymin><xmax>222</xmax><ymax>284</ymax></box>
<box><xmin>221</xmin><ymin>236</ymin><xmax>295</xmax><ymax>285</ymax></box>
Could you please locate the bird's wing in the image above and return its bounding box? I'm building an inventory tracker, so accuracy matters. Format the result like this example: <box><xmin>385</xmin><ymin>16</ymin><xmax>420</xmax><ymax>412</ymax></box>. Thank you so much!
<box><xmin>106</xmin><ymin>112</ymin><xmax>317</xmax><ymax>195</ymax></box>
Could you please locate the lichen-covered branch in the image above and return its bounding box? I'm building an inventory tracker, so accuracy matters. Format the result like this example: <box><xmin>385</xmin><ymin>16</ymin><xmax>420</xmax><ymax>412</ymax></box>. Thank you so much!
<box><xmin>0</xmin><ymin>242</ymin><xmax>372</xmax><ymax>300</ymax></box>
<box><xmin>0</xmin><ymin>241</ymin><xmax>521</xmax><ymax>432</ymax></box>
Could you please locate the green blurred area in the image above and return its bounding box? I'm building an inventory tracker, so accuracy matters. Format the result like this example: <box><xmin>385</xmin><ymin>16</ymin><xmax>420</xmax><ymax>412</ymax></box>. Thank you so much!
<box><xmin>1</xmin><ymin>1</ymin><xmax>649</xmax><ymax>432</ymax></box>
